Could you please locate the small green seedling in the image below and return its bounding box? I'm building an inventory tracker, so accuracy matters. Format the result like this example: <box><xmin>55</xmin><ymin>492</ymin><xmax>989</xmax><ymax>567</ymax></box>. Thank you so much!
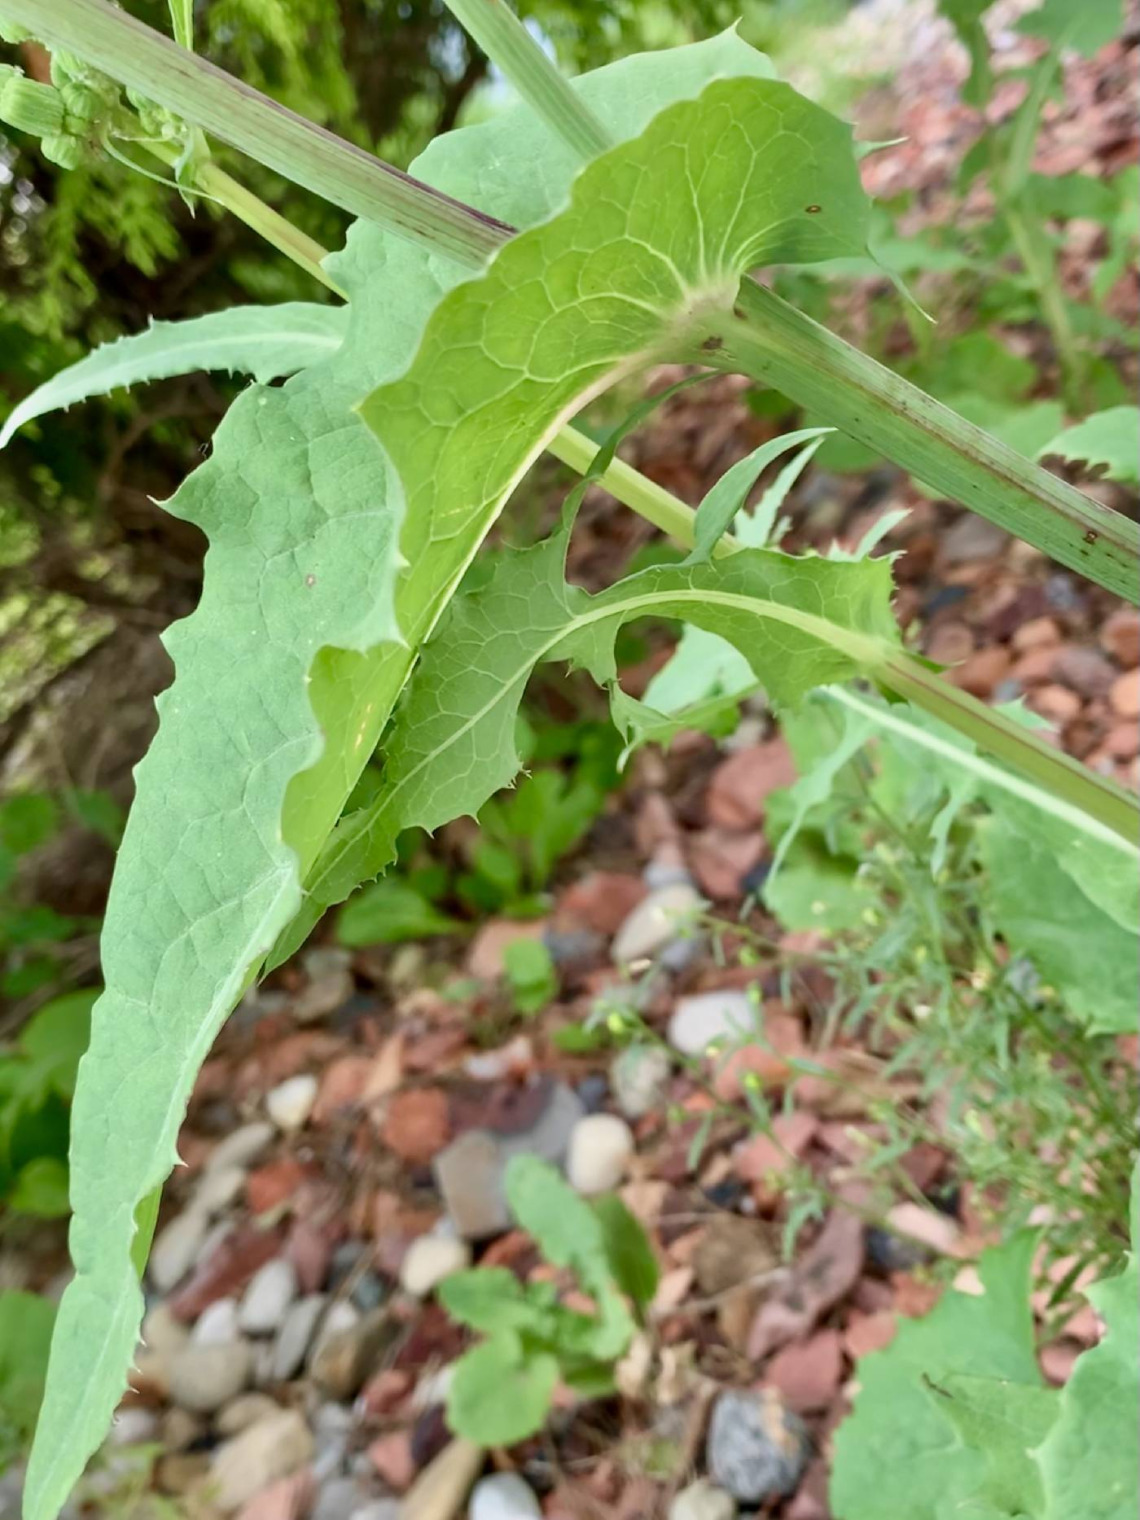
<box><xmin>502</xmin><ymin>937</ymin><xmax>559</xmax><ymax>1016</ymax></box>
<box><xmin>439</xmin><ymin>1154</ymin><xmax>658</xmax><ymax>1446</ymax></box>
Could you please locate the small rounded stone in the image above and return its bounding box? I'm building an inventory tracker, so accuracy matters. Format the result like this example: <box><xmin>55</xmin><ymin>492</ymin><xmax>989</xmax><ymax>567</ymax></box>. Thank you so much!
<box><xmin>398</xmin><ymin>1235</ymin><xmax>471</xmax><ymax>1298</ymax></box>
<box><xmin>566</xmin><ymin>1113</ymin><xmax>634</xmax><ymax>1196</ymax></box>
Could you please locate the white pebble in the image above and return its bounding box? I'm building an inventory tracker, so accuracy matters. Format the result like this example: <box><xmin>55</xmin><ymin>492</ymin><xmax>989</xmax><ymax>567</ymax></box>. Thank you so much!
<box><xmin>399</xmin><ymin>1235</ymin><xmax>471</xmax><ymax>1298</ymax></box>
<box><xmin>266</xmin><ymin>1074</ymin><xmax>318</xmax><ymax>1132</ymax></box>
<box><xmin>239</xmin><ymin>1258</ymin><xmax>299</xmax><ymax>1335</ymax></box>
<box><xmin>612</xmin><ymin>882</ymin><xmax>703</xmax><ymax>965</ymax></box>
<box><xmin>192</xmin><ymin>1164</ymin><xmax>246</xmax><ymax>1217</ymax></box>
<box><xmin>149</xmin><ymin>1209</ymin><xmax>209</xmax><ymax>1293</ymax></box>
<box><xmin>469</xmin><ymin>1472</ymin><xmax>542</xmax><ymax>1520</ymax></box>
<box><xmin>192</xmin><ymin>1297</ymin><xmax>241</xmax><ymax>1347</ymax></box>
<box><xmin>566</xmin><ymin>1114</ymin><xmax>634</xmax><ymax>1196</ymax></box>
<box><xmin>206</xmin><ymin>1121</ymin><xmax>275</xmax><ymax>1175</ymax></box>
<box><xmin>669</xmin><ymin>1478</ymin><xmax>737</xmax><ymax>1520</ymax></box>
<box><xmin>668</xmin><ymin>990</ymin><xmax>758</xmax><ymax>1057</ymax></box>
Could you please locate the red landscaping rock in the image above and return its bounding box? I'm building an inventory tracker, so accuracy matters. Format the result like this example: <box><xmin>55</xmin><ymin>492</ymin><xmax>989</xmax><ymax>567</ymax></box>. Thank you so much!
<box><xmin>466</xmin><ymin>918</ymin><xmax>547</xmax><ymax>980</ymax></box>
<box><xmin>236</xmin><ymin>1472</ymin><xmax>315</xmax><ymax>1520</ymax></box>
<box><xmin>1110</xmin><ymin>667</ymin><xmax>1140</xmax><ymax>718</ymax></box>
<box><xmin>1040</xmin><ymin>1339</ymin><xmax>1083</xmax><ymax>1385</ymax></box>
<box><xmin>1028</xmin><ymin>683</ymin><xmax>1083</xmax><ymax>724</ymax></box>
<box><xmin>380</xmin><ymin>1088</ymin><xmax>451</xmax><ymax>1164</ymax></box>
<box><xmin>367</xmin><ymin>1430</ymin><xmax>416</xmax><ymax>1490</ymax></box>
<box><xmin>948</xmin><ymin>646</ymin><xmax>1011</xmax><ymax>697</ymax></box>
<box><xmin>687</xmin><ymin>827</ymin><xmax>767</xmax><ymax>900</ymax></box>
<box><xmin>246</xmin><ymin>1158</ymin><xmax>310</xmax><ymax>1215</ymax></box>
<box><xmin>168</xmin><ymin>1225</ymin><xmax>286</xmax><ymax>1320</ymax></box>
<box><xmin>1101</xmin><ymin>607</ymin><xmax>1140</xmax><ymax>667</ymax></box>
<box><xmin>705</xmin><ymin>738</ymin><xmax>797</xmax><ymax>830</ymax></box>
<box><xmin>765</xmin><ymin>1328</ymin><xmax>844</xmax><ymax>1412</ymax></box>
<box><xmin>843</xmin><ymin>1309</ymin><xmax>898</xmax><ymax>1359</ymax></box>
<box><xmin>1011</xmin><ymin>616</ymin><xmax>1061</xmax><ymax>653</ymax></box>
<box><xmin>748</xmin><ymin>1211</ymin><xmax>864</xmax><ymax>1360</ymax></box>
<box><xmin>312</xmin><ymin>1055</ymin><xmax>374</xmax><ymax>1122</ymax></box>
<box><xmin>555</xmin><ymin>871</ymin><xmax>647</xmax><ymax>936</ymax></box>
<box><xmin>734</xmin><ymin>1112</ymin><xmax>819</xmax><ymax>1203</ymax></box>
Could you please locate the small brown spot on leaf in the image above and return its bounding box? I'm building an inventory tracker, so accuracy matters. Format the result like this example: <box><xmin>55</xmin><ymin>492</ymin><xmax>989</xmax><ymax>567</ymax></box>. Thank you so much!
<box><xmin>805</xmin><ymin>204</ymin><xmax>822</xmax><ymax>213</ymax></box>
<box><xmin>1084</xmin><ymin>530</ymin><xmax>1099</xmax><ymax>545</ymax></box>
<box><xmin>701</xmin><ymin>335</ymin><xmax>724</xmax><ymax>353</ymax></box>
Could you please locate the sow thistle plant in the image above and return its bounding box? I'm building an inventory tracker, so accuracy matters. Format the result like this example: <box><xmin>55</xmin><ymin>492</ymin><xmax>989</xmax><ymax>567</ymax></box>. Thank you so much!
<box><xmin>1</xmin><ymin>1</ymin><xmax>1137</xmax><ymax>1513</ymax></box>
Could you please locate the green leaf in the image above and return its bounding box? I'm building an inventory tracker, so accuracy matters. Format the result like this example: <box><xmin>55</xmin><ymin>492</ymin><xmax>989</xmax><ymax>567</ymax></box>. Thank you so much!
<box><xmin>831</xmin><ymin>1232</ymin><xmax>1045</xmax><ymax>1520</ymax></box>
<box><xmin>936</xmin><ymin>1374</ymin><xmax>1058</xmax><ymax>1515</ymax></box>
<box><xmin>1039</xmin><ymin>406</ymin><xmax>1140</xmax><ymax>485</ymax></box>
<box><xmin>0</xmin><ymin>794</ymin><xmax>59</xmax><ymax>856</ymax></box>
<box><xmin>1034</xmin><ymin>1167</ymin><xmax>1139</xmax><ymax>1520</ymax></box>
<box><xmin>505</xmin><ymin>1155</ymin><xmax>634</xmax><ymax>1360</ymax></box>
<box><xmin>689</xmin><ymin>428</ymin><xmax>831</xmax><ymax>563</ymax></box>
<box><xmin>361</xmin><ymin>79</ymin><xmax>869</xmax><ymax>631</ymax></box>
<box><xmin>336</xmin><ymin>878</ymin><xmax>461</xmax><ymax>946</ymax></box>
<box><xmin>446</xmin><ymin>1330</ymin><xmax>560</xmax><ymax>1446</ymax></box>
<box><xmin>0</xmin><ymin>1292</ymin><xmax>55</xmax><ymax>1446</ymax></box>
<box><xmin>980</xmin><ymin>814</ymin><xmax>1138</xmax><ymax>1034</ymax></box>
<box><xmin>9</xmin><ymin>1158</ymin><xmax>71</xmax><ymax>1219</ymax></box>
<box><xmin>939</xmin><ymin>0</ymin><xmax>995</xmax><ymax>105</ymax></box>
<box><xmin>166</xmin><ymin>0</ymin><xmax>192</xmax><ymax>49</ymax></box>
<box><xmin>438</xmin><ymin>1268</ymin><xmax>551</xmax><ymax>1337</ymax></box>
<box><xmin>18</xmin><ymin>990</ymin><xmax>96</xmax><ymax>1101</ymax></box>
<box><xmin>0</xmin><ymin>305</ymin><xmax>348</xmax><ymax>448</ymax></box>
<box><xmin>503</xmin><ymin>938</ymin><xmax>559</xmax><ymax>1015</ymax></box>
<box><xmin>289</xmin><ymin>535</ymin><xmax>899</xmax><ymax>942</ymax></box>
<box><xmin>26</xmin><ymin>37</ymin><xmax>780</xmax><ymax>1513</ymax></box>
<box><xmin>593</xmin><ymin>1194</ymin><xmax>659</xmax><ymax>1313</ymax></box>
<box><xmin>1016</xmin><ymin>0</ymin><xmax>1122</xmax><ymax>55</ymax></box>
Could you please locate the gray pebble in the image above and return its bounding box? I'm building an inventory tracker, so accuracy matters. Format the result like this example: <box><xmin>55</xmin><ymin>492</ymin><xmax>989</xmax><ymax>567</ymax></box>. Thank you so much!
<box><xmin>271</xmin><ymin>1293</ymin><xmax>328</xmax><ymax>1382</ymax></box>
<box><xmin>707</xmin><ymin>1389</ymin><xmax>809</xmax><ymax>1504</ymax></box>
<box><xmin>611</xmin><ymin>1044</ymin><xmax>671</xmax><ymax>1120</ymax></box>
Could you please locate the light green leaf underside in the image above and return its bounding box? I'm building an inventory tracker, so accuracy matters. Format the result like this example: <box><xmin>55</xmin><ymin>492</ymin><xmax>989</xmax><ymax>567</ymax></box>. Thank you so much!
<box><xmin>1039</xmin><ymin>406</ymin><xmax>1140</xmax><ymax>485</ymax></box>
<box><xmin>826</xmin><ymin>686</ymin><xmax>1140</xmax><ymax>929</ymax></box>
<box><xmin>980</xmin><ymin>815</ymin><xmax>1138</xmax><ymax>1034</ymax></box>
<box><xmin>0</xmin><ymin>304</ymin><xmax>348</xmax><ymax>448</ymax></box>
<box><xmin>937</xmin><ymin>1374</ymin><xmax>1058</xmax><ymax>1516</ymax></box>
<box><xmin>1035</xmin><ymin>1168</ymin><xmax>1139</xmax><ymax>1520</ymax></box>
<box><xmin>830</xmin><ymin>1232</ymin><xmax>1045</xmax><ymax>1520</ymax></box>
<box><xmin>23</xmin><ymin>33</ymin><xmax>784</xmax><ymax>1520</ymax></box>
<box><xmin>279</xmin><ymin>535</ymin><xmax>898</xmax><ymax>953</ymax></box>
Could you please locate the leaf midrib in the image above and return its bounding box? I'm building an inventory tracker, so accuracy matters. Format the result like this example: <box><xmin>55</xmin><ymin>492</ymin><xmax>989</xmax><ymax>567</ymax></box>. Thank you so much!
<box><xmin>300</xmin><ymin>583</ymin><xmax>890</xmax><ymax>903</ymax></box>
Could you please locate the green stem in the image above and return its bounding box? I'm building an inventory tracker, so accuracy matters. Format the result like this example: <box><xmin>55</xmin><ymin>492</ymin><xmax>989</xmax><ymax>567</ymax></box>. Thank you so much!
<box><xmin>9</xmin><ymin>0</ymin><xmax>510</xmax><ymax>268</ymax></box>
<box><xmin>547</xmin><ymin>424</ymin><xmax>714</xmax><ymax>551</ymax></box>
<box><xmin>146</xmin><ymin>142</ymin><xmax>344</xmax><ymax>294</ymax></box>
<box><xmin>700</xmin><ymin>279</ymin><xmax>1139</xmax><ymax>604</ymax></box>
<box><xmin>442</xmin><ymin>0</ymin><xmax>611</xmax><ymax>161</ymax></box>
<box><xmin>1005</xmin><ymin>200</ymin><xmax>1085</xmax><ymax>407</ymax></box>
<box><xmin>878</xmin><ymin>650</ymin><xmax>1138</xmax><ymax>843</ymax></box>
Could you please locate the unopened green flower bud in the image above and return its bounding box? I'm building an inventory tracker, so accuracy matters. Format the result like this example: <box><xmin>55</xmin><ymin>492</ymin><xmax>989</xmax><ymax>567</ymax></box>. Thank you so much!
<box><xmin>0</xmin><ymin>75</ymin><xmax>64</xmax><ymax>137</ymax></box>
<box><xmin>60</xmin><ymin>79</ymin><xmax>102</xmax><ymax>127</ymax></box>
<box><xmin>49</xmin><ymin>49</ymin><xmax>90</xmax><ymax>88</ymax></box>
<box><xmin>40</xmin><ymin>131</ymin><xmax>84</xmax><ymax>169</ymax></box>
